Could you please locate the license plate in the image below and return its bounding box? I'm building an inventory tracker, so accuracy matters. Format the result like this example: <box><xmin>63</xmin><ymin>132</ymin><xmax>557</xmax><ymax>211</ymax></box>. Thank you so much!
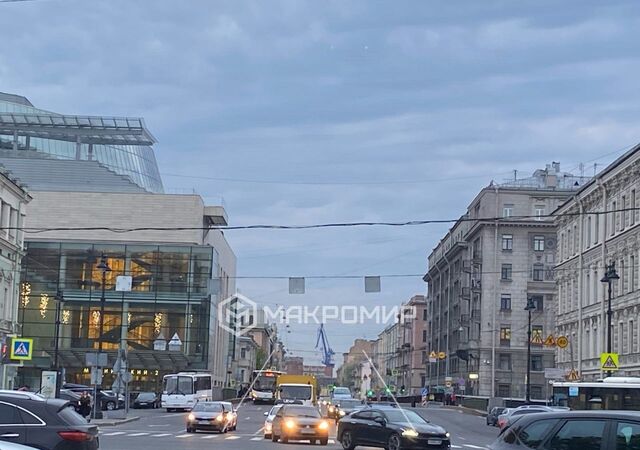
<box><xmin>428</xmin><ymin>439</ymin><xmax>442</xmax><ymax>445</ymax></box>
<box><xmin>199</xmin><ymin>420</ymin><xmax>210</xmax><ymax>424</ymax></box>
<box><xmin>301</xmin><ymin>429</ymin><xmax>315</xmax><ymax>434</ymax></box>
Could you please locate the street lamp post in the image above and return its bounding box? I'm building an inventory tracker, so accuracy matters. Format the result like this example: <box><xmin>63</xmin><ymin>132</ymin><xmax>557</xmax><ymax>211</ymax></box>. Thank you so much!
<box><xmin>600</xmin><ymin>262</ymin><xmax>619</xmax><ymax>377</ymax></box>
<box><xmin>524</xmin><ymin>297</ymin><xmax>536</xmax><ymax>404</ymax></box>
<box><xmin>53</xmin><ymin>289</ymin><xmax>64</xmax><ymax>397</ymax></box>
<box><xmin>92</xmin><ymin>254</ymin><xmax>111</xmax><ymax>420</ymax></box>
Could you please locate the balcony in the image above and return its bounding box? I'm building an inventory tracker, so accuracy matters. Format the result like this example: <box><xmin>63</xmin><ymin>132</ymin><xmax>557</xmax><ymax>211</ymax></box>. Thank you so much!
<box><xmin>461</xmin><ymin>287</ymin><xmax>471</xmax><ymax>299</ymax></box>
<box><xmin>471</xmin><ymin>309</ymin><xmax>481</xmax><ymax>320</ymax></box>
<box><xmin>471</xmin><ymin>279</ymin><xmax>482</xmax><ymax>291</ymax></box>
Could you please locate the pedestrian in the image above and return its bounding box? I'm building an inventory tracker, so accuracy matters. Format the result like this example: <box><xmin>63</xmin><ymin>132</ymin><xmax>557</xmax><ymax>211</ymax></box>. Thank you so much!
<box><xmin>17</xmin><ymin>384</ymin><xmax>30</xmax><ymax>392</ymax></box>
<box><xmin>79</xmin><ymin>391</ymin><xmax>92</xmax><ymax>420</ymax></box>
<box><xmin>451</xmin><ymin>392</ymin><xmax>457</xmax><ymax>406</ymax></box>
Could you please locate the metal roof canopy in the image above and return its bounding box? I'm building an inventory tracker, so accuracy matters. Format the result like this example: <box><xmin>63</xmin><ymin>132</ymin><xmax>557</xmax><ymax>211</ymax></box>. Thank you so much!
<box><xmin>0</xmin><ymin>113</ymin><xmax>156</xmax><ymax>146</ymax></box>
<box><xmin>51</xmin><ymin>349</ymin><xmax>191</xmax><ymax>371</ymax></box>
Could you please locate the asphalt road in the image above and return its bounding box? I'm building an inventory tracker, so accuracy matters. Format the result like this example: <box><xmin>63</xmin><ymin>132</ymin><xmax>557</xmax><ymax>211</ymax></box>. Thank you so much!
<box><xmin>98</xmin><ymin>403</ymin><xmax>501</xmax><ymax>450</ymax></box>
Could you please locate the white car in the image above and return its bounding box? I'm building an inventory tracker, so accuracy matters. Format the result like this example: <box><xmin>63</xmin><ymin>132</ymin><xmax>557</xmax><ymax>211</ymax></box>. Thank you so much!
<box><xmin>263</xmin><ymin>404</ymin><xmax>283</xmax><ymax>439</ymax></box>
<box><xmin>220</xmin><ymin>401</ymin><xmax>238</xmax><ymax>431</ymax></box>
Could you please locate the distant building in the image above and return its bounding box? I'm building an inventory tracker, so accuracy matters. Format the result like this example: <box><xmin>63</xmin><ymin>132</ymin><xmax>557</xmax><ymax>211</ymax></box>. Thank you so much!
<box><xmin>285</xmin><ymin>356</ymin><xmax>304</xmax><ymax>375</ymax></box>
<box><xmin>236</xmin><ymin>336</ymin><xmax>259</xmax><ymax>386</ymax></box>
<box><xmin>554</xmin><ymin>145</ymin><xmax>640</xmax><ymax>379</ymax></box>
<box><xmin>425</xmin><ymin>163</ymin><xmax>590</xmax><ymax>399</ymax></box>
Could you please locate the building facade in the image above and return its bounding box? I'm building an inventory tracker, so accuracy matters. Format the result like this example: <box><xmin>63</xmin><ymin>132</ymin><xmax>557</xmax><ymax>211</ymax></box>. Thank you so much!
<box><xmin>284</xmin><ymin>356</ymin><xmax>304</xmax><ymax>375</ymax></box>
<box><xmin>425</xmin><ymin>163</ymin><xmax>589</xmax><ymax>399</ymax></box>
<box><xmin>554</xmin><ymin>145</ymin><xmax>640</xmax><ymax>379</ymax></box>
<box><xmin>0</xmin><ymin>170</ymin><xmax>30</xmax><ymax>389</ymax></box>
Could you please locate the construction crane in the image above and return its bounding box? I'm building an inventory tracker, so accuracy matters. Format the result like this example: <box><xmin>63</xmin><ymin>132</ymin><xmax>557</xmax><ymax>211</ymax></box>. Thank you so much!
<box><xmin>315</xmin><ymin>324</ymin><xmax>335</xmax><ymax>369</ymax></box>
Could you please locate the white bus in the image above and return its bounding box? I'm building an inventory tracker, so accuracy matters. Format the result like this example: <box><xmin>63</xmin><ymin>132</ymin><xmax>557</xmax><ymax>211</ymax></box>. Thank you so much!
<box><xmin>161</xmin><ymin>372</ymin><xmax>212</xmax><ymax>411</ymax></box>
<box><xmin>250</xmin><ymin>370</ymin><xmax>284</xmax><ymax>403</ymax></box>
<box><xmin>552</xmin><ymin>377</ymin><xmax>640</xmax><ymax>411</ymax></box>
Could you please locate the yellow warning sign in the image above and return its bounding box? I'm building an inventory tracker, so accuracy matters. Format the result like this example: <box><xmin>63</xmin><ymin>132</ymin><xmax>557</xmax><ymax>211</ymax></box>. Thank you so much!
<box><xmin>544</xmin><ymin>335</ymin><xmax>556</xmax><ymax>347</ymax></box>
<box><xmin>429</xmin><ymin>351</ymin><xmax>437</xmax><ymax>359</ymax></box>
<box><xmin>556</xmin><ymin>336</ymin><xmax>569</xmax><ymax>349</ymax></box>
<box><xmin>600</xmin><ymin>353</ymin><xmax>619</xmax><ymax>371</ymax></box>
<box><xmin>438</xmin><ymin>352</ymin><xmax>446</xmax><ymax>360</ymax></box>
<box><xmin>567</xmin><ymin>369</ymin><xmax>580</xmax><ymax>381</ymax></box>
<box><xmin>531</xmin><ymin>332</ymin><xmax>543</xmax><ymax>345</ymax></box>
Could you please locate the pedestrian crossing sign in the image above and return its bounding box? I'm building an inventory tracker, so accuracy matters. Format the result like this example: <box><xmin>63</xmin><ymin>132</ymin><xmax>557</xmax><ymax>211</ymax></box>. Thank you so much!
<box><xmin>10</xmin><ymin>338</ymin><xmax>33</xmax><ymax>361</ymax></box>
<box><xmin>600</xmin><ymin>353</ymin><xmax>619</xmax><ymax>371</ymax></box>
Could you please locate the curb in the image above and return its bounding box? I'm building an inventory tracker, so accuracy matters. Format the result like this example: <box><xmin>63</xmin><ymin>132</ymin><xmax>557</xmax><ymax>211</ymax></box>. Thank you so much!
<box><xmin>94</xmin><ymin>416</ymin><xmax>140</xmax><ymax>427</ymax></box>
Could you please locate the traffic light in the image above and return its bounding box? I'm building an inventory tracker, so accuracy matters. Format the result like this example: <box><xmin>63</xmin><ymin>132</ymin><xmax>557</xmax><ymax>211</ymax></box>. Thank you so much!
<box><xmin>366</xmin><ymin>389</ymin><xmax>374</xmax><ymax>397</ymax></box>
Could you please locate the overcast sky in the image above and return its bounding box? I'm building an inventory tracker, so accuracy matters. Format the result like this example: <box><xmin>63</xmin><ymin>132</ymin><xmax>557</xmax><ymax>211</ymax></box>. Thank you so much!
<box><xmin>2</xmin><ymin>0</ymin><xmax>640</xmax><ymax>365</ymax></box>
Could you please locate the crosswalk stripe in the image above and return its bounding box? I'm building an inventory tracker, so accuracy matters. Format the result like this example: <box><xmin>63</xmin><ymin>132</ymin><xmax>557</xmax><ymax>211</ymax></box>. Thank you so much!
<box><xmin>225</xmin><ymin>435</ymin><xmax>241</xmax><ymax>440</ymax></box>
<box><xmin>464</xmin><ymin>446</ymin><xmax>487</xmax><ymax>449</ymax></box>
<box><xmin>329</xmin><ymin>439</ymin><xmax>335</xmax><ymax>444</ymax></box>
<box><xmin>127</xmin><ymin>433</ymin><xmax>149</xmax><ymax>437</ymax></box>
<box><xmin>102</xmin><ymin>431</ymin><xmax>125</xmax><ymax>436</ymax></box>
<box><xmin>452</xmin><ymin>446</ymin><xmax>463</xmax><ymax>449</ymax></box>
<box><xmin>151</xmin><ymin>433</ymin><xmax>171</xmax><ymax>437</ymax></box>
<box><xmin>175</xmin><ymin>434</ymin><xmax>192</xmax><ymax>438</ymax></box>
<box><xmin>201</xmin><ymin>435</ymin><xmax>218</xmax><ymax>439</ymax></box>
<box><xmin>251</xmin><ymin>437</ymin><xmax>262</xmax><ymax>441</ymax></box>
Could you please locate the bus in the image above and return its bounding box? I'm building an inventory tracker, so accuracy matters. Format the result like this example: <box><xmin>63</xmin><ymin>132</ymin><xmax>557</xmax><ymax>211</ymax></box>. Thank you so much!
<box><xmin>250</xmin><ymin>370</ymin><xmax>284</xmax><ymax>404</ymax></box>
<box><xmin>161</xmin><ymin>372</ymin><xmax>213</xmax><ymax>411</ymax></box>
<box><xmin>552</xmin><ymin>377</ymin><xmax>640</xmax><ymax>411</ymax></box>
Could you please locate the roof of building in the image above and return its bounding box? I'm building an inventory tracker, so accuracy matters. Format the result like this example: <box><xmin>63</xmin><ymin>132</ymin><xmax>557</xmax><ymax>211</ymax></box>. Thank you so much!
<box><xmin>0</xmin><ymin>157</ymin><xmax>148</xmax><ymax>194</ymax></box>
<box><xmin>0</xmin><ymin>92</ymin><xmax>34</xmax><ymax>107</ymax></box>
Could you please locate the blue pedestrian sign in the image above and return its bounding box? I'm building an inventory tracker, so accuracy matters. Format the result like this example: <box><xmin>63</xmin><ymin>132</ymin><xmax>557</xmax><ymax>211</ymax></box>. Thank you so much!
<box><xmin>421</xmin><ymin>387</ymin><xmax>429</xmax><ymax>396</ymax></box>
<box><xmin>10</xmin><ymin>338</ymin><xmax>33</xmax><ymax>361</ymax></box>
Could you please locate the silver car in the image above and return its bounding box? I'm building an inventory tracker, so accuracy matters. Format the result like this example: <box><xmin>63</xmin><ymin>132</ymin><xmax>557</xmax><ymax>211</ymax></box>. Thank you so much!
<box><xmin>263</xmin><ymin>404</ymin><xmax>283</xmax><ymax>438</ymax></box>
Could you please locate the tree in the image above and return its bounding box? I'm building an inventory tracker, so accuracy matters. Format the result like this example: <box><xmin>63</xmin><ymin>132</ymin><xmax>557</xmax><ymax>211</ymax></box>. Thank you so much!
<box><xmin>255</xmin><ymin>348</ymin><xmax>267</xmax><ymax>370</ymax></box>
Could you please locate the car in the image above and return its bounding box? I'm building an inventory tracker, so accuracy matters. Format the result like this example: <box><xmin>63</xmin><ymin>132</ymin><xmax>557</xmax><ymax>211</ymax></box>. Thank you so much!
<box><xmin>0</xmin><ymin>442</ymin><xmax>40</xmax><ymax>450</ymax></box>
<box><xmin>62</xmin><ymin>384</ymin><xmax>124</xmax><ymax>410</ymax></box>
<box><xmin>331</xmin><ymin>387</ymin><xmax>353</xmax><ymax>401</ymax></box>
<box><xmin>0</xmin><ymin>390</ymin><xmax>99</xmax><ymax>450</ymax></box>
<box><xmin>185</xmin><ymin>401</ymin><xmax>232</xmax><ymax>433</ymax></box>
<box><xmin>487</xmin><ymin>407</ymin><xmax>507</xmax><ymax>426</ymax></box>
<box><xmin>263</xmin><ymin>404</ymin><xmax>283</xmax><ymax>438</ymax></box>
<box><xmin>489</xmin><ymin>410</ymin><xmax>640</xmax><ymax>450</ymax></box>
<box><xmin>337</xmin><ymin>406</ymin><xmax>450</xmax><ymax>450</ymax></box>
<box><xmin>220</xmin><ymin>401</ymin><xmax>238</xmax><ymax>431</ymax></box>
<box><xmin>59</xmin><ymin>389</ymin><xmax>82</xmax><ymax>413</ymax></box>
<box><xmin>270</xmin><ymin>404</ymin><xmax>330</xmax><ymax>445</ymax></box>
<box><xmin>334</xmin><ymin>398</ymin><xmax>366</xmax><ymax>422</ymax></box>
<box><xmin>498</xmin><ymin>406</ymin><xmax>556</xmax><ymax>429</ymax></box>
<box><xmin>133</xmin><ymin>392</ymin><xmax>161</xmax><ymax>409</ymax></box>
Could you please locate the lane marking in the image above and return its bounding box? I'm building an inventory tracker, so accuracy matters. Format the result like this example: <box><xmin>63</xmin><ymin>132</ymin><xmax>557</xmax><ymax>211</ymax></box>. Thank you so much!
<box><xmin>175</xmin><ymin>434</ymin><xmax>193</xmax><ymax>438</ymax></box>
<box><xmin>225</xmin><ymin>435</ymin><xmax>241</xmax><ymax>440</ymax></box>
<box><xmin>251</xmin><ymin>437</ymin><xmax>263</xmax><ymax>441</ymax></box>
<box><xmin>151</xmin><ymin>433</ymin><xmax>172</xmax><ymax>437</ymax></box>
<box><xmin>126</xmin><ymin>433</ymin><xmax>149</xmax><ymax>437</ymax></box>
<box><xmin>460</xmin><ymin>437</ymin><xmax>468</xmax><ymax>440</ymax></box>
<box><xmin>464</xmin><ymin>445</ymin><xmax>487</xmax><ymax>449</ymax></box>
<box><xmin>452</xmin><ymin>446</ymin><xmax>463</xmax><ymax>449</ymax></box>
<box><xmin>253</xmin><ymin>427</ymin><xmax>265</xmax><ymax>435</ymax></box>
<box><xmin>201</xmin><ymin>435</ymin><xmax>218</xmax><ymax>439</ymax></box>
<box><xmin>102</xmin><ymin>431</ymin><xmax>125</xmax><ymax>436</ymax></box>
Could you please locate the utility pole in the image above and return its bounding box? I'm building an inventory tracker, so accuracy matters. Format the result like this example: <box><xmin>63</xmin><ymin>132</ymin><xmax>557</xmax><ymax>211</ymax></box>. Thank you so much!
<box><xmin>525</xmin><ymin>297</ymin><xmax>536</xmax><ymax>404</ymax></box>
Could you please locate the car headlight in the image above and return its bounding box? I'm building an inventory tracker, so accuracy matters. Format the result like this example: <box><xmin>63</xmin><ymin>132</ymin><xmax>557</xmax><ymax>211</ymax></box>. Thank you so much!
<box><xmin>265</xmin><ymin>423</ymin><xmax>272</xmax><ymax>431</ymax></box>
<box><xmin>339</xmin><ymin>410</ymin><xmax>346</xmax><ymax>416</ymax></box>
<box><xmin>216</xmin><ymin>415</ymin><xmax>224</xmax><ymax>422</ymax></box>
<box><xmin>445</xmin><ymin>432</ymin><xmax>450</xmax><ymax>438</ymax></box>
<box><xmin>322</xmin><ymin>401</ymin><xmax>327</xmax><ymax>405</ymax></box>
<box><xmin>188</xmin><ymin>414</ymin><xmax>195</xmax><ymax>421</ymax></box>
<box><xmin>318</xmin><ymin>421</ymin><xmax>329</xmax><ymax>430</ymax></box>
<box><xmin>329</xmin><ymin>406</ymin><xmax>335</xmax><ymax>413</ymax></box>
<box><xmin>402</xmin><ymin>429</ymin><xmax>419</xmax><ymax>438</ymax></box>
<box><xmin>285</xmin><ymin>419</ymin><xmax>296</xmax><ymax>429</ymax></box>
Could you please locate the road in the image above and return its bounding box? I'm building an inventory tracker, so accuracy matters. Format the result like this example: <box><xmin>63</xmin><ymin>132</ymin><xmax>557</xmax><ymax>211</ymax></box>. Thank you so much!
<box><xmin>99</xmin><ymin>403</ymin><xmax>500</xmax><ymax>450</ymax></box>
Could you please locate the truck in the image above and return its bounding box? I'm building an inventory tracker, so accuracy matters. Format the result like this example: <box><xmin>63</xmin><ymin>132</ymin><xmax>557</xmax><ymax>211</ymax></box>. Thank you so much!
<box><xmin>275</xmin><ymin>374</ymin><xmax>318</xmax><ymax>407</ymax></box>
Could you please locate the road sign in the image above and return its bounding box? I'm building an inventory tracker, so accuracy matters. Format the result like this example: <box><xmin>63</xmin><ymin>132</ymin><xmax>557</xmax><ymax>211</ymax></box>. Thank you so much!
<box><xmin>544</xmin><ymin>368</ymin><xmax>566</xmax><ymax>379</ymax></box>
<box><xmin>90</xmin><ymin>367</ymin><xmax>103</xmax><ymax>385</ymax></box>
<box><xmin>600</xmin><ymin>353</ymin><xmax>619</xmax><ymax>371</ymax></box>
<box><xmin>445</xmin><ymin>380</ymin><xmax>452</xmax><ymax>388</ymax></box>
<box><xmin>429</xmin><ymin>351</ymin><xmax>437</xmax><ymax>358</ymax></box>
<box><xmin>85</xmin><ymin>352</ymin><xmax>108</xmax><ymax>367</ymax></box>
<box><xmin>115</xmin><ymin>275</ymin><xmax>133</xmax><ymax>292</ymax></box>
<box><xmin>556</xmin><ymin>336</ymin><xmax>569</xmax><ymax>349</ymax></box>
<box><xmin>569</xmin><ymin>386</ymin><xmax>579</xmax><ymax>396</ymax></box>
<box><xmin>567</xmin><ymin>369</ymin><xmax>580</xmax><ymax>381</ymax></box>
<box><xmin>531</xmin><ymin>333</ymin><xmax>543</xmax><ymax>345</ymax></box>
<box><xmin>421</xmin><ymin>387</ymin><xmax>428</xmax><ymax>396</ymax></box>
<box><xmin>438</xmin><ymin>352</ymin><xmax>446</xmax><ymax>360</ymax></box>
<box><xmin>544</xmin><ymin>335</ymin><xmax>556</xmax><ymax>347</ymax></box>
<box><xmin>122</xmin><ymin>372</ymin><xmax>133</xmax><ymax>383</ymax></box>
<box><xmin>10</xmin><ymin>338</ymin><xmax>32</xmax><ymax>361</ymax></box>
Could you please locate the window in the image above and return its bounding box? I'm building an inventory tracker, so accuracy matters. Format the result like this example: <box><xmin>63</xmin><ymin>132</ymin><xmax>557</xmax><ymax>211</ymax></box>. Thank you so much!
<box><xmin>531</xmin><ymin>355</ymin><xmax>543</xmax><ymax>371</ymax></box>
<box><xmin>241</xmin><ymin>348</ymin><xmax>246</xmax><ymax>359</ymax></box>
<box><xmin>534</xmin><ymin>235</ymin><xmax>545</xmax><ymax>251</ymax></box>
<box><xmin>548</xmin><ymin>420</ymin><xmax>605</xmax><ymax>450</ymax></box>
<box><xmin>622</xmin><ymin>195</ymin><xmax>627</xmax><ymax>230</ymax></box>
<box><xmin>531</xmin><ymin>386</ymin><xmax>543</xmax><ymax>399</ymax></box>
<box><xmin>531</xmin><ymin>295</ymin><xmax>544</xmax><ymax>311</ymax></box>
<box><xmin>586</xmin><ymin>217</ymin><xmax>591</xmax><ymax>248</ymax></box>
<box><xmin>502</xmin><ymin>234</ymin><xmax>513</xmax><ymax>251</ymax></box>
<box><xmin>497</xmin><ymin>384</ymin><xmax>510</xmax><ymax>397</ymax></box>
<box><xmin>503</xmin><ymin>204</ymin><xmax>514</xmax><ymax>218</ymax></box>
<box><xmin>423</xmin><ymin>309</ymin><xmax>428</xmax><ymax>321</ymax></box>
<box><xmin>501</xmin><ymin>264</ymin><xmax>513</xmax><ymax>280</ymax></box>
<box><xmin>532</xmin><ymin>325</ymin><xmax>543</xmax><ymax>346</ymax></box>
<box><xmin>421</xmin><ymin>351</ymin><xmax>427</xmax><ymax>363</ymax></box>
<box><xmin>422</xmin><ymin>329</ymin><xmax>427</xmax><ymax>342</ymax></box>
<box><xmin>631</xmin><ymin>255</ymin><xmax>636</xmax><ymax>292</ymax></box>
<box><xmin>534</xmin><ymin>205</ymin><xmax>545</xmax><ymax>220</ymax></box>
<box><xmin>498</xmin><ymin>353</ymin><xmax>511</xmax><ymax>370</ymax></box>
<box><xmin>0</xmin><ymin>403</ymin><xmax>20</xmax><ymax>424</ymax></box>
<box><xmin>533</xmin><ymin>264</ymin><xmax>544</xmax><ymax>281</ymax></box>
<box><xmin>616</xmin><ymin>421</ymin><xmax>640</xmax><ymax>450</ymax></box>
<box><xmin>612</xmin><ymin>201</ymin><xmax>617</xmax><ymax>235</ymax></box>
<box><xmin>518</xmin><ymin>419</ymin><xmax>559</xmax><ymax>449</ymax></box>
<box><xmin>632</xmin><ymin>189</ymin><xmax>637</xmax><ymax>226</ymax></box>
<box><xmin>594</xmin><ymin>213</ymin><xmax>599</xmax><ymax>244</ymax></box>
<box><xmin>500</xmin><ymin>294</ymin><xmax>512</xmax><ymax>311</ymax></box>
<box><xmin>500</xmin><ymin>327</ymin><xmax>511</xmax><ymax>346</ymax></box>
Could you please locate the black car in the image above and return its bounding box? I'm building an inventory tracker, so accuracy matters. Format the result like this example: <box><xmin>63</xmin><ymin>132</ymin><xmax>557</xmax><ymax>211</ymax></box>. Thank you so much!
<box><xmin>334</xmin><ymin>399</ymin><xmax>366</xmax><ymax>422</ymax></box>
<box><xmin>490</xmin><ymin>410</ymin><xmax>640</xmax><ymax>450</ymax></box>
<box><xmin>59</xmin><ymin>389</ymin><xmax>82</xmax><ymax>413</ymax></box>
<box><xmin>133</xmin><ymin>392</ymin><xmax>160</xmax><ymax>409</ymax></box>
<box><xmin>186</xmin><ymin>401</ymin><xmax>232</xmax><ymax>433</ymax></box>
<box><xmin>62</xmin><ymin>384</ymin><xmax>123</xmax><ymax>411</ymax></box>
<box><xmin>337</xmin><ymin>406</ymin><xmax>450</xmax><ymax>450</ymax></box>
<box><xmin>0</xmin><ymin>390</ymin><xmax>99</xmax><ymax>450</ymax></box>
<box><xmin>487</xmin><ymin>407</ymin><xmax>507</xmax><ymax>426</ymax></box>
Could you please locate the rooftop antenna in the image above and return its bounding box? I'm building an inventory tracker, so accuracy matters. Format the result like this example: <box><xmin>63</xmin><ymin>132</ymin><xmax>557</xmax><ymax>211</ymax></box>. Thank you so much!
<box><xmin>513</xmin><ymin>169</ymin><xmax>517</xmax><ymax>181</ymax></box>
<box><xmin>579</xmin><ymin>163</ymin><xmax>584</xmax><ymax>177</ymax></box>
<box><xmin>593</xmin><ymin>163</ymin><xmax>598</xmax><ymax>176</ymax></box>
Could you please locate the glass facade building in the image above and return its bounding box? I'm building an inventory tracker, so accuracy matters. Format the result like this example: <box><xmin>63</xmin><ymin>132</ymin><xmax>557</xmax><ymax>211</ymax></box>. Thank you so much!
<box><xmin>19</xmin><ymin>242</ymin><xmax>217</xmax><ymax>392</ymax></box>
<box><xmin>0</xmin><ymin>93</ymin><xmax>163</xmax><ymax>193</ymax></box>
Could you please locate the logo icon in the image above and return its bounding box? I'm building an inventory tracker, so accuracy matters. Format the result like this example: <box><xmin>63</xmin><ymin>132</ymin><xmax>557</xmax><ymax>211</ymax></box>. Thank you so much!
<box><xmin>218</xmin><ymin>293</ymin><xmax>258</xmax><ymax>337</ymax></box>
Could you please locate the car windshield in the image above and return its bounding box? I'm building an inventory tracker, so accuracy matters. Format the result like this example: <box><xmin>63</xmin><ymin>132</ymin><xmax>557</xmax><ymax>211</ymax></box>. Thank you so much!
<box><xmin>284</xmin><ymin>406</ymin><xmax>321</xmax><ymax>418</ymax></box>
<box><xmin>338</xmin><ymin>400</ymin><xmax>362</xmax><ymax>408</ymax></box>
<box><xmin>280</xmin><ymin>385</ymin><xmax>312</xmax><ymax>400</ymax></box>
<box><xmin>254</xmin><ymin>376</ymin><xmax>277</xmax><ymax>392</ymax></box>
<box><xmin>164</xmin><ymin>376</ymin><xmax>194</xmax><ymax>395</ymax></box>
<box><xmin>333</xmin><ymin>388</ymin><xmax>350</xmax><ymax>395</ymax></box>
<box><xmin>383</xmin><ymin>410</ymin><xmax>429</xmax><ymax>424</ymax></box>
<box><xmin>193</xmin><ymin>403</ymin><xmax>223</xmax><ymax>412</ymax></box>
<box><xmin>137</xmin><ymin>393</ymin><xmax>155</xmax><ymax>400</ymax></box>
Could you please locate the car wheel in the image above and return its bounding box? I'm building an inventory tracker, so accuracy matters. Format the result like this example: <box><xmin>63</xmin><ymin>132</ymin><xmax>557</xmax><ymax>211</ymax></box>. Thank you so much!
<box><xmin>388</xmin><ymin>433</ymin><xmax>402</xmax><ymax>450</ymax></box>
<box><xmin>320</xmin><ymin>437</ymin><xmax>328</xmax><ymax>445</ymax></box>
<box><xmin>282</xmin><ymin>434</ymin><xmax>288</xmax><ymax>443</ymax></box>
<box><xmin>106</xmin><ymin>401</ymin><xmax>116</xmax><ymax>411</ymax></box>
<box><xmin>272</xmin><ymin>434</ymin><xmax>279</xmax><ymax>442</ymax></box>
<box><xmin>341</xmin><ymin>431</ymin><xmax>355</xmax><ymax>450</ymax></box>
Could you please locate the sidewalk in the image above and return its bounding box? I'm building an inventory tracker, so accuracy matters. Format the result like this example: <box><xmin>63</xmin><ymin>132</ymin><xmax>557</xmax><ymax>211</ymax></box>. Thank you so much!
<box><xmin>91</xmin><ymin>416</ymin><xmax>140</xmax><ymax>427</ymax></box>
